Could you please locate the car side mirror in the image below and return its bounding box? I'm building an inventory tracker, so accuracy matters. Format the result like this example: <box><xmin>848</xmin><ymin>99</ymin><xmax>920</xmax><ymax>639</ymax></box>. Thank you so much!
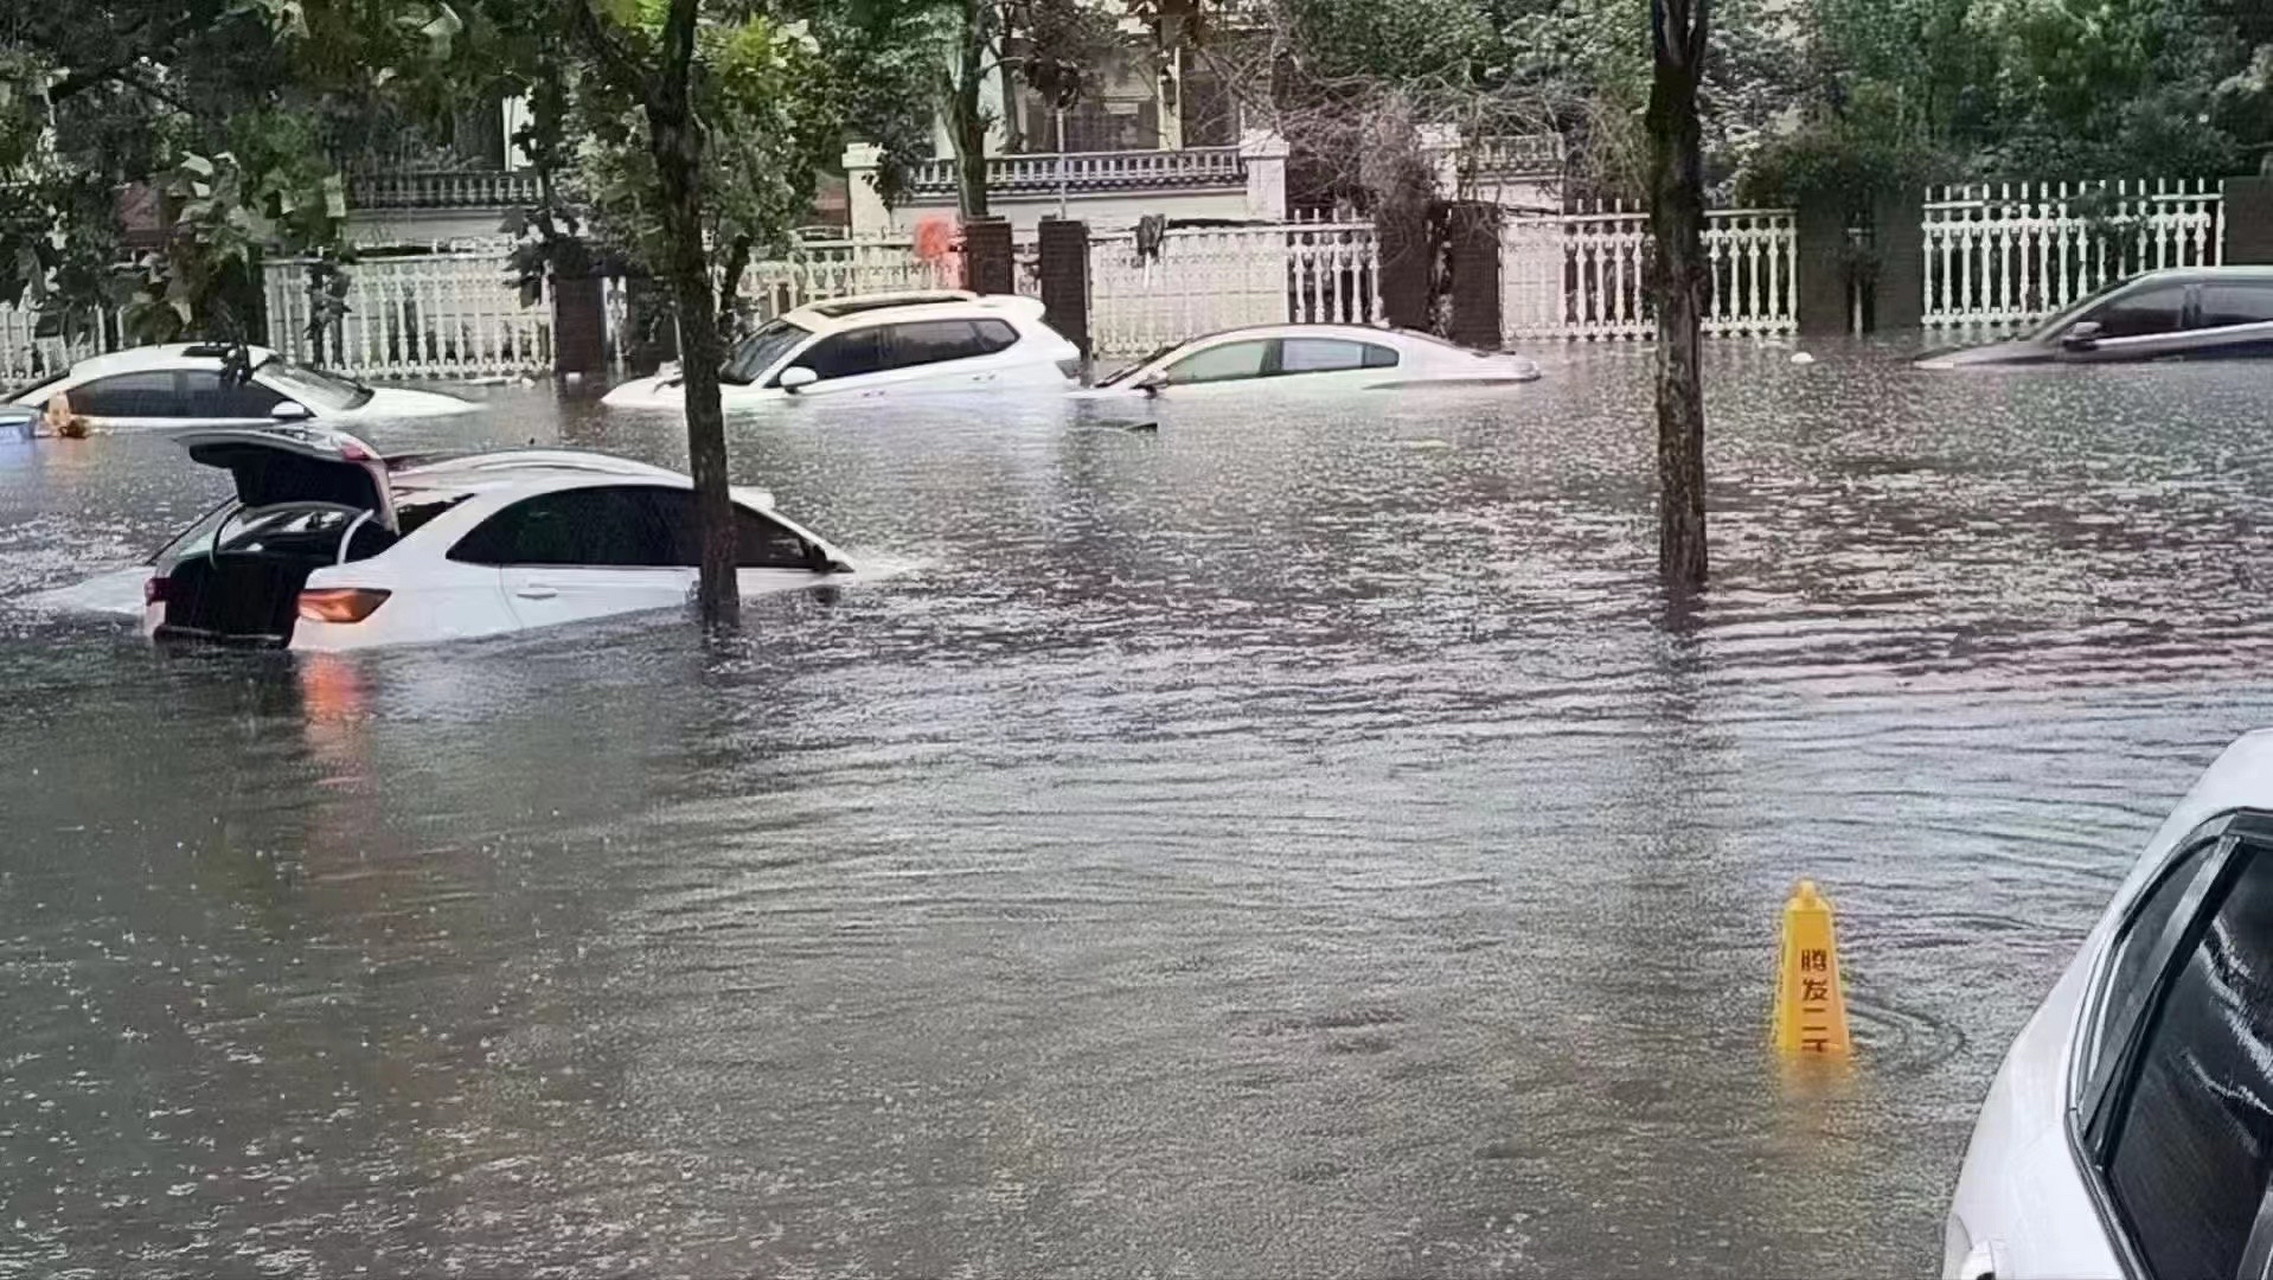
<box><xmin>1135</xmin><ymin>370</ymin><xmax>1167</xmax><ymax>397</ymax></box>
<box><xmin>270</xmin><ymin>401</ymin><xmax>312</xmax><ymax>422</ymax></box>
<box><xmin>778</xmin><ymin>366</ymin><xmax>819</xmax><ymax>393</ymax></box>
<box><xmin>2060</xmin><ymin>320</ymin><xmax>2104</xmax><ymax>351</ymax></box>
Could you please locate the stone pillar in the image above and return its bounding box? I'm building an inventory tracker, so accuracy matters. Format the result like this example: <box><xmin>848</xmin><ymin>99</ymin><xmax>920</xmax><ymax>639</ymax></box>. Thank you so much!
<box><xmin>962</xmin><ymin>217</ymin><xmax>1015</xmax><ymax>295</ymax></box>
<box><xmin>1446</xmin><ymin>201</ymin><xmax>1502</xmax><ymax>350</ymax></box>
<box><xmin>1870</xmin><ymin>190</ymin><xmax>1925</xmax><ymax>332</ymax></box>
<box><xmin>2224</xmin><ymin>176</ymin><xmax>2273</xmax><ymax>265</ymax></box>
<box><xmin>552</xmin><ymin>273</ymin><xmax>608</xmax><ymax>376</ymax></box>
<box><xmin>843</xmin><ymin>142</ymin><xmax>891</xmax><ymax>238</ymax></box>
<box><xmin>1037</xmin><ymin>218</ymin><xmax>1090</xmax><ymax>367</ymax></box>
<box><xmin>1239</xmin><ymin>128</ymin><xmax>1289</xmax><ymax>221</ymax></box>
<box><xmin>1795</xmin><ymin>197</ymin><xmax>1849</xmax><ymax>338</ymax></box>
<box><xmin>1418</xmin><ymin>123</ymin><xmax>1461</xmax><ymax>199</ymax></box>
<box><xmin>1375</xmin><ymin>212</ymin><xmax>1432</xmax><ymax>332</ymax></box>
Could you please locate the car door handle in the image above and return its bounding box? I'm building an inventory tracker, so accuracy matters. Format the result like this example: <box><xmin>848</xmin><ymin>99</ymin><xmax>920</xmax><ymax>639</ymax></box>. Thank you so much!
<box><xmin>515</xmin><ymin>584</ymin><xmax>558</xmax><ymax>600</ymax></box>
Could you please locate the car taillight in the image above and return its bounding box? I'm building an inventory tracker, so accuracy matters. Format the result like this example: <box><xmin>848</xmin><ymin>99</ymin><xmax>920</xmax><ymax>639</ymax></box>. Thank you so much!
<box><xmin>143</xmin><ymin>576</ymin><xmax>170</xmax><ymax>605</ymax></box>
<box><xmin>297</xmin><ymin>588</ymin><xmax>391</xmax><ymax>624</ymax></box>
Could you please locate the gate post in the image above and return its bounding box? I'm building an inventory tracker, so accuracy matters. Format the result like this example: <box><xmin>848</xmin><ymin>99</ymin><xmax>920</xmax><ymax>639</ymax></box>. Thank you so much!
<box><xmin>1870</xmin><ymin>189</ymin><xmax>1925</xmax><ymax>332</ymax></box>
<box><xmin>1375</xmin><ymin>211</ymin><xmax>1432</xmax><ymax>331</ymax></box>
<box><xmin>1446</xmin><ymin>201</ymin><xmax>1503</xmax><ymax>349</ymax></box>
<box><xmin>962</xmin><ymin>217</ymin><xmax>1016</xmax><ymax>295</ymax></box>
<box><xmin>2224</xmin><ymin>177</ymin><xmax>2273</xmax><ymax>265</ymax></box>
<box><xmin>1795</xmin><ymin>196</ymin><xmax>1848</xmax><ymax>337</ymax></box>
<box><xmin>1037</xmin><ymin>218</ymin><xmax>1090</xmax><ymax>372</ymax></box>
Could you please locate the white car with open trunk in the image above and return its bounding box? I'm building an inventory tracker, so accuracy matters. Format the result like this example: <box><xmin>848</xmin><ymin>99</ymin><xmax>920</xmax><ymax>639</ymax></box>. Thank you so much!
<box><xmin>138</xmin><ymin>427</ymin><xmax>852</xmax><ymax>650</ymax></box>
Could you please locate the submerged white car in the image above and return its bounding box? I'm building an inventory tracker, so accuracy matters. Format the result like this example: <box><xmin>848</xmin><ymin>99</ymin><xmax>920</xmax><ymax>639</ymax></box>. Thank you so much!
<box><xmin>601</xmin><ymin>291</ymin><xmax>1081</xmax><ymax>410</ymax></box>
<box><xmin>1076</xmin><ymin>324</ymin><xmax>1540</xmax><ymax>400</ymax></box>
<box><xmin>1944</xmin><ymin>730</ymin><xmax>2273</xmax><ymax>1280</ymax></box>
<box><xmin>140</xmin><ymin>427</ymin><xmax>852</xmax><ymax>650</ymax></box>
<box><xmin>9</xmin><ymin>344</ymin><xmax>477</xmax><ymax>427</ymax></box>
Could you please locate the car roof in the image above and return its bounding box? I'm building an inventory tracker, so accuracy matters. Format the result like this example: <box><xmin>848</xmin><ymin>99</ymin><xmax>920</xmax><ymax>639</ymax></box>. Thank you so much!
<box><xmin>62</xmin><ymin>342</ymin><xmax>282</xmax><ymax>381</ymax></box>
<box><xmin>391</xmin><ymin>448</ymin><xmax>776</xmax><ymax>508</ymax></box>
<box><xmin>2124</xmin><ymin>265</ymin><xmax>2273</xmax><ymax>286</ymax></box>
<box><xmin>779</xmin><ymin>292</ymin><xmax>1045</xmax><ymax>333</ymax></box>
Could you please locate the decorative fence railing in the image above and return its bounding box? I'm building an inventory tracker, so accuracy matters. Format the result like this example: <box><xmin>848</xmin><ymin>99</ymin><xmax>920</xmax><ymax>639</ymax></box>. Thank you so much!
<box><xmin>1087</xmin><ymin>223</ymin><xmax>1378</xmax><ymax>358</ymax></box>
<box><xmin>346</xmin><ymin>170</ymin><xmax>544</xmax><ymax>210</ymax></box>
<box><xmin>1502</xmin><ymin>206</ymin><xmax>1798</xmax><ymax>340</ymax></box>
<box><xmin>262</xmin><ymin>250</ymin><xmax>551</xmax><ymax>379</ymax></box>
<box><xmin>1921</xmin><ymin>178</ymin><xmax>2224</xmax><ymax>327</ymax></box>
<box><xmin>906</xmin><ymin>146</ymin><xmax>1246</xmax><ymax>196</ymax></box>
<box><xmin>736</xmin><ymin>239</ymin><xmax>958</xmax><ymax>320</ymax></box>
<box><xmin>0</xmin><ymin>305</ymin><xmax>111</xmax><ymax>387</ymax></box>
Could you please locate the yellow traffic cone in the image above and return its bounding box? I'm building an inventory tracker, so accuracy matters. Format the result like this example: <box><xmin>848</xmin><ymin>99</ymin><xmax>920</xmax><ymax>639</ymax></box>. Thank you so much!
<box><xmin>1772</xmin><ymin>880</ymin><xmax>1852</xmax><ymax>1057</ymax></box>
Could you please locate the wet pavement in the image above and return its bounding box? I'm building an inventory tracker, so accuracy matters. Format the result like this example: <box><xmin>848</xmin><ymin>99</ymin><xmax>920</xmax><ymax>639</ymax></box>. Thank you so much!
<box><xmin>3</xmin><ymin>340</ymin><xmax>2272</xmax><ymax>1276</ymax></box>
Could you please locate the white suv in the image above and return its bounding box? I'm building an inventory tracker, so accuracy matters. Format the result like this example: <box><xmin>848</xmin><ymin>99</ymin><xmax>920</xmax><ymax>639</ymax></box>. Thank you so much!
<box><xmin>601</xmin><ymin>291</ymin><xmax>1081</xmax><ymax>410</ymax></box>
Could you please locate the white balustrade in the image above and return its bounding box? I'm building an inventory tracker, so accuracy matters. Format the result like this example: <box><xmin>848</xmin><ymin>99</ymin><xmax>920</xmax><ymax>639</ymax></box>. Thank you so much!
<box><xmin>907</xmin><ymin>147</ymin><xmax>1246</xmax><ymax>196</ymax></box>
<box><xmin>0</xmin><ymin>304</ymin><xmax>108</xmax><ymax>387</ymax></box>
<box><xmin>346</xmin><ymin>170</ymin><xmax>543</xmax><ymax>210</ymax></box>
<box><xmin>1501</xmin><ymin>204</ymin><xmax>1797</xmax><ymax>341</ymax></box>
<box><xmin>1922</xmin><ymin>178</ymin><xmax>2223</xmax><ymax>327</ymax></box>
<box><xmin>263</xmin><ymin>251</ymin><xmax>550</xmax><ymax>379</ymax></box>
<box><xmin>1086</xmin><ymin>222</ymin><xmax>1380</xmax><ymax>358</ymax></box>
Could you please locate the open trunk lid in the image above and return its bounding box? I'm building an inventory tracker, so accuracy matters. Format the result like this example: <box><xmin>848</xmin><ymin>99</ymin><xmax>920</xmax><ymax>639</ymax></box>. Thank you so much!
<box><xmin>174</xmin><ymin>426</ymin><xmax>397</xmax><ymax>530</ymax></box>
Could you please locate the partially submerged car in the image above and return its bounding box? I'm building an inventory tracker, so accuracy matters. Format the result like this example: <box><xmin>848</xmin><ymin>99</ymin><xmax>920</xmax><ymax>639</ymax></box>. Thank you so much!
<box><xmin>601</xmin><ymin>291</ymin><xmax>1081</xmax><ymax>410</ymax></box>
<box><xmin>141</xmin><ymin>427</ymin><xmax>852</xmax><ymax>650</ymax></box>
<box><xmin>1943</xmin><ymin>729</ymin><xmax>2273</xmax><ymax>1279</ymax></box>
<box><xmin>1916</xmin><ymin>266</ymin><xmax>2273</xmax><ymax>368</ymax></box>
<box><xmin>8</xmin><ymin>344</ymin><xmax>477</xmax><ymax>427</ymax></box>
<box><xmin>1077</xmin><ymin>324</ymin><xmax>1540</xmax><ymax>400</ymax></box>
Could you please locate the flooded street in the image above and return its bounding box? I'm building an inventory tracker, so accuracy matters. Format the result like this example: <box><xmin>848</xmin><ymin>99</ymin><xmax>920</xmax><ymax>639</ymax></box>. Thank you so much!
<box><xmin>5</xmin><ymin>340</ymin><xmax>2273</xmax><ymax>1276</ymax></box>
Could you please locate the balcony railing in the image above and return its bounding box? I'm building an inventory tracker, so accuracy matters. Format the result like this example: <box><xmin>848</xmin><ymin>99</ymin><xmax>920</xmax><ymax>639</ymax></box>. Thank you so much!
<box><xmin>346</xmin><ymin>170</ymin><xmax>543</xmax><ymax>211</ymax></box>
<box><xmin>905</xmin><ymin>146</ymin><xmax>1245</xmax><ymax>197</ymax></box>
<box><xmin>1470</xmin><ymin>135</ymin><xmax>1565</xmax><ymax>175</ymax></box>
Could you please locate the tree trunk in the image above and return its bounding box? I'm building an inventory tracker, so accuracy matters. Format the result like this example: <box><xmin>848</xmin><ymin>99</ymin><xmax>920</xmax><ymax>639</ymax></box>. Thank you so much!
<box><xmin>948</xmin><ymin>0</ymin><xmax>991</xmax><ymax>218</ymax></box>
<box><xmin>718</xmin><ymin>232</ymin><xmax>752</xmax><ymax>338</ymax></box>
<box><xmin>1647</xmin><ymin>0</ymin><xmax>1709</xmax><ymax>593</ymax></box>
<box><xmin>645</xmin><ymin>0</ymin><xmax>740</xmax><ymax>631</ymax></box>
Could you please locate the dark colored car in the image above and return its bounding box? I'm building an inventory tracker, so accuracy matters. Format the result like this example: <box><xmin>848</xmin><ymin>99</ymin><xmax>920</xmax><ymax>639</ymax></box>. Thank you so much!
<box><xmin>1916</xmin><ymin>266</ymin><xmax>2273</xmax><ymax>367</ymax></box>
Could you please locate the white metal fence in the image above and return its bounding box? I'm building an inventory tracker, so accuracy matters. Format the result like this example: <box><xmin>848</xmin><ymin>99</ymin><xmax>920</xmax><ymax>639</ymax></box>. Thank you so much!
<box><xmin>1922</xmin><ymin>179</ymin><xmax>2224</xmax><ymax>327</ymax></box>
<box><xmin>1087</xmin><ymin>223</ymin><xmax>1379</xmax><ymax>358</ymax></box>
<box><xmin>263</xmin><ymin>250</ymin><xmax>551</xmax><ymax>378</ymax></box>
<box><xmin>0</xmin><ymin>304</ymin><xmax>109</xmax><ymax>388</ymax></box>
<box><xmin>1503</xmin><ymin>205</ymin><xmax>1798</xmax><ymax>341</ymax></box>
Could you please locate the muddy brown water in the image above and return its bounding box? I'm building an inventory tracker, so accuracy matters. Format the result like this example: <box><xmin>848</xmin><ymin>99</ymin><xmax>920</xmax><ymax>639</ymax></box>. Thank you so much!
<box><xmin>3</xmin><ymin>340</ymin><xmax>2272</xmax><ymax>1276</ymax></box>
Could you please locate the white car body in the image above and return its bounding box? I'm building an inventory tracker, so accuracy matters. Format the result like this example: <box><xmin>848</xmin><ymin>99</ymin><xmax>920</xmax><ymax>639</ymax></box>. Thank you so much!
<box><xmin>1072</xmin><ymin>324</ymin><xmax>1541</xmax><ymax>401</ymax></box>
<box><xmin>8</xmin><ymin>343</ymin><xmax>476</xmax><ymax>427</ymax></box>
<box><xmin>139</xmin><ymin>427</ymin><xmax>853</xmax><ymax>651</ymax></box>
<box><xmin>601</xmin><ymin>291</ymin><xmax>1080</xmax><ymax>411</ymax></box>
<box><xmin>1944</xmin><ymin>730</ymin><xmax>2273</xmax><ymax>1280</ymax></box>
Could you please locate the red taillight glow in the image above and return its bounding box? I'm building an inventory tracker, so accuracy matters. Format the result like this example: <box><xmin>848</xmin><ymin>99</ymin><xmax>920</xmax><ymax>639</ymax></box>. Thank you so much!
<box><xmin>143</xmin><ymin>576</ymin><xmax>170</xmax><ymax>605</ymax></box>
<box><xmin>296</xmin><ymin>588</ymin><xmax>391</xmax><ymax>624</ymax></box>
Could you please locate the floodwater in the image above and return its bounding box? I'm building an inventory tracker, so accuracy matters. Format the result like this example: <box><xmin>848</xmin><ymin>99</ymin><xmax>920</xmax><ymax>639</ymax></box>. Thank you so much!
<box><xmin>3</xmin><ymin>341</ymin><xmax>2271</xmax><ymax>1277</ymax></box>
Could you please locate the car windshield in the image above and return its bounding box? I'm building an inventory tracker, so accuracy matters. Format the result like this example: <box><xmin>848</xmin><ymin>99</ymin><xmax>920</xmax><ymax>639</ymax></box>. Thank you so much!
<box><xmin>257</xmin><ymin>358</ymin><xmax>374</xmax><ymax>410</ymax></box>
<box><xmin>721</xmin><ymin>319</ymin><xmax>812</xmax><ymax>385</ymax></box>
<box><xmin>2024</xmin><ymin>276</ymin><xmax>2145</xmax><ymax>342</ymax></box>
<box><xmin>1096</xmin><ymin>343</ymin><xmax>1180</xmax><ymax>386</ymax></box>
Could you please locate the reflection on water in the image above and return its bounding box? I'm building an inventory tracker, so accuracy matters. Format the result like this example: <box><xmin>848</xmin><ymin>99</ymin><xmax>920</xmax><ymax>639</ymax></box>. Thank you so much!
<box><xmin>4</xmin><ymin>345</ymin><xmax>2273</xmax><ymax>1275</ymax></box>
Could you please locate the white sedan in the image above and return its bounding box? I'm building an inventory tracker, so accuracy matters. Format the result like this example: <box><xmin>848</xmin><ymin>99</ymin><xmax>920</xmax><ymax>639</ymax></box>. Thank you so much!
<box><xmin>138</xmin><ymin>426</ymin><xmax>853</xmax><ymax>650</ymax></box>
<box><xmin>601</xmin><ymin>291</ymin><xmax>1081</xmax><ymax>410</ymax></box>
<box><xmin>1943</xmin><ymin>729</ymin><xmax>2273</xmax><ymax>1279</ymax></box>
<box><xmin>9</xmin><ymin>343</ymin><xmax>477</xmax><ymax>428</ymax></box>
<box><xmin>1074</xmin><ymin>325</ymin><xmax>1540</xmax><ymax>400</ymax></box>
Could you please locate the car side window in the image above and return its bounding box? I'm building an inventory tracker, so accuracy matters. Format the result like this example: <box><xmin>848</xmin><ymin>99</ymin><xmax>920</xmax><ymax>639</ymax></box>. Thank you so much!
<box><xmin>2088</xmin><ymin>285</ymin><xmax>2189</xmax><ymax>340</ymax></box>
<box><xmin>2084</xmin><ymin>839</ymin><xmax>2218</xmax><ymax>1090</ymax></box>
<box><xmin>1164</xmin><ymin>340</ymin><xmax>1269</xmax><ymax>385</ymax></box>
<box><xmin>638</xmin><ymin>488</ymin><xmax>819</xmax><ymax>569</ymax></box>
<box><xmin>179</xmin><ymin>370</ymin><xmax>293</xmax><ymax>419</ymax></box>
<box><xmin>447</xmin><ymin>486</ymin><xmax>679</xmax><ymax>567</ymax></box>
<box><xmin>973</xmin><ymin>319</ymin><xmax>1019</xmax><ymax>353</ymax></box>
<box><xmin>1362</xmin><ymin>343</ymin><xmax>1399</xmax><ymax>368</ymax></box>
<box><xmin>66</xmin><ymin>371</ymin><xmax>180</xmax><ymax>417</ymax></box>
<box><xmin>797</xmin><ymin>328</ymin><xmax>887</xmax><ymax>381</ymax></box>
<box><xmin>2102</xmin><ymin>839</ymin><xmax>2273</xmax><ymax>1280</ymax></box>
<box><xmin>884</xmin><ymin>320</ymin><xmax>991</xmax><ymax>370</ymax></box>
<box><xmin>1278</xmin><ymin>339</ymin><xmax>1369</xmax><ymax>374</ymax></box>
<box><xmin>2196</xmin><ymin>284</ymin><xmax>2273</xmax><ymax>329</ymax></box>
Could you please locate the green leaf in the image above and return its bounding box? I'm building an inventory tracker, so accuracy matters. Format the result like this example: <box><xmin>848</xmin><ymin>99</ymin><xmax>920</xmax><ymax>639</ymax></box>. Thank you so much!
<box><xmin>593</xmin><ymin>0</ymin><xmax>642</xmax><ymax>29</ymax></box>
<box><xmin>179</xmin><ymin>153</ymin><xmax>216</xmax><ymax>178</ymax></box>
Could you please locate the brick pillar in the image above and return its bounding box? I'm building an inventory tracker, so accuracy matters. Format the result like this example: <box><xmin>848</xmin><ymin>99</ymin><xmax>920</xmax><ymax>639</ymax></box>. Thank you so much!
<box><xmin>2224</xmin><ymin>177</ymin><xmax>2273</xmax><ymax>265</ymax></box>
<box><xmin>962</xmin><ymin>217</ymin><xmax>1015</xmax><ymax>295</ymax></box>
<box><xmin>1445</xmin><ymin>201</ymin><xmax>1502</xmax><ymax>350</ymax></box>
<box><xmin>552</xmin><ymin>273</ymin><xmax>608</xmax><ymax>376</ymax></box>
<box><xmin>1037</xmin><ymin>218</ymin><xmax>1090</xmax><ymax>367</ymax></box>
<box><xmin>1871</xmin><ymin>190</ymin><xmax>1924</xmax><ymax>332</ymax></box>
<box><xmin>1376</xmin><ymin>210</ymin><xmax>1432</xmax><ymax>331</ymax></box>
<box><xmin>1795</xmin><ymin>197</ymin><xmax>1849</xmax><ymax>337</ymax></box>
